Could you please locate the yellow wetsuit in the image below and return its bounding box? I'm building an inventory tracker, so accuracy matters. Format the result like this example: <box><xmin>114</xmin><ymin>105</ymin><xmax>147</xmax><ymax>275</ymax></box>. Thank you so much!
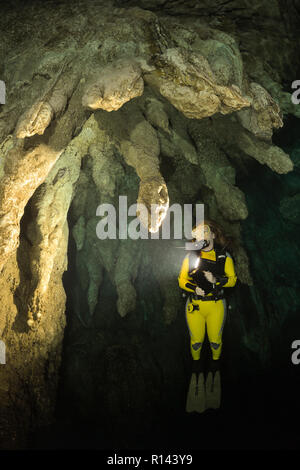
<box><xmin>178</xmin><ymin>248</ymin><xmax>237</xmax><ymax>361</ymax></box>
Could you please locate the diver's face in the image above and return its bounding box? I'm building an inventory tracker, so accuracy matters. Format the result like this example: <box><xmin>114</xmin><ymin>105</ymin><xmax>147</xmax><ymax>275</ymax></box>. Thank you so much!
<box><xmin>192</xmin><ymin>224</ymin><xmax>215</xmax><ymax>250</ymax></box>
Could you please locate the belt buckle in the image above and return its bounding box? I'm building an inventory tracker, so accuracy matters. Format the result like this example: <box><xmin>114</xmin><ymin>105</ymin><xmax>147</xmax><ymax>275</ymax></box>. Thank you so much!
<box><xmin>187</xmin><ymin>303</ymin><xmax>194</xmax><ymax>313</ymax></box>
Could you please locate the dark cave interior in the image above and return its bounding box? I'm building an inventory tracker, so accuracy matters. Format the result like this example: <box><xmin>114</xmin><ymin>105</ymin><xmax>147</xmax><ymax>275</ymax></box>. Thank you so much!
<box><xmin>28</xmin><ymin>115</ymin><xmax>300</xmax><ymax>450</ymax></box>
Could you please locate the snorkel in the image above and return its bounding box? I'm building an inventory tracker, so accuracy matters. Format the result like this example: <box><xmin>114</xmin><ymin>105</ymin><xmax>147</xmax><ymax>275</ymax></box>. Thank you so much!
<box><xmin>193</xmin><ymin>239</ymin><xmax>210</xmax><ymax>250</ymax></box>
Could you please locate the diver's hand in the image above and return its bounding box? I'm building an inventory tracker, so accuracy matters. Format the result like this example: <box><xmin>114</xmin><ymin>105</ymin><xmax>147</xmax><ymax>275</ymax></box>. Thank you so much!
<box><xmin>203</xmin><ymin>271</ymin><xmax>216</xmax><ymax>284</ymax></box>
<box><xmin>195</xmin><ymin>287</ymin><xmax>205</xmax><ymax>296</ymax></box>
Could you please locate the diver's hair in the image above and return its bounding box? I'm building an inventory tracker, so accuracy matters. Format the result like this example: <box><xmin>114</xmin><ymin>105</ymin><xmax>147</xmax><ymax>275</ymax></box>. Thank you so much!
<box><xmin>192</xmin><ymin>219</ymin><xmax>234</xmax><ymax>251</ymax></box>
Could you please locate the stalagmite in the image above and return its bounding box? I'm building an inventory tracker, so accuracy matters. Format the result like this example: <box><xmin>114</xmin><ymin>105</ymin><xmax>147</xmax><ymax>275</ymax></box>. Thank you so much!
<box><xmin>0</xmin><ymin>0</ymin><xmax>298</xmax><ymax>448</ymax></box>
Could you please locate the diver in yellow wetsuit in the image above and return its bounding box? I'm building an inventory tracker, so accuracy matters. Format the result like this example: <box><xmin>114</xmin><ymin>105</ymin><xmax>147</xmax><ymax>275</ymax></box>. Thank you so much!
<box><xmin>178</xmin><ymin>220</ymin><xmax>237</xmax><ymax>364</ymax></box>
<box><xmin>179</xmin><ymin>220</ymin><xmax>237</xmax><ymax>413</ymax></box>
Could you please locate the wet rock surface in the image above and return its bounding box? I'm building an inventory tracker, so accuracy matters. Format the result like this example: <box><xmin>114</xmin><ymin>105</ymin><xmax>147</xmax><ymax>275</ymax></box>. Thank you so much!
<box><xmin>0</xmin><ymin>0</ymin><xmax>299</xmax><ymax>449</ymax></box>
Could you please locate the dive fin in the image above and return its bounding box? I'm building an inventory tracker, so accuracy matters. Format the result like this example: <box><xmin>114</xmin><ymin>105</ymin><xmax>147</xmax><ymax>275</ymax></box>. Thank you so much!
<box><xmin>205</xmin><ymin>371</ymin><xmax>221</xmax><ymax>410</ymax></box>
<box><xmin>185</xmin><ymin>373</ymin><xmax>207</xmax><ymax>413</ymax></box>
<box><xmin>194</xmin><ymin>372</ymin><xmax>206</xmax><ymax>414</ymax></box>
<box><xmin>185</xmin><ymin>373</ymin><xmax>198</xmax><ymax>413</ymax></box>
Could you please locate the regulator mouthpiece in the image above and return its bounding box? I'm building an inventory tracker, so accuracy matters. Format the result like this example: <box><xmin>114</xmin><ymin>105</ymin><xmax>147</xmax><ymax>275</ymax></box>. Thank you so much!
<box><xmin>184</xmin><ymin>239</ymin><xmax>210</xmax><ymax>251</ymax></box>
<box><xmin>194</xmin><ymin>239</ymin><xmax>209</xmax><ymax>250</ymax></box>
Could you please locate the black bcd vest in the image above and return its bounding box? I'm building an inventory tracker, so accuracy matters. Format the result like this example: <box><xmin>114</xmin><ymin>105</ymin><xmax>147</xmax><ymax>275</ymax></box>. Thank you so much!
<box><xmin>187</xmin><ymin>244</ymin><xmax>228</xmax><ymax>296</ymax></box>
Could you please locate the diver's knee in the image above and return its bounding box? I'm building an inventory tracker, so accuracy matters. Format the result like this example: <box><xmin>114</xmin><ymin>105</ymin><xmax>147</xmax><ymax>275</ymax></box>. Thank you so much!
<box><xmin>210</xmin><ymin>342</ymin><xmax>221</xmax><ymax>350</ymax></box>
<box><xmin>192</xmin><ymin>342</ymin><xmax>202</xmax><ymax>351</ymax></box>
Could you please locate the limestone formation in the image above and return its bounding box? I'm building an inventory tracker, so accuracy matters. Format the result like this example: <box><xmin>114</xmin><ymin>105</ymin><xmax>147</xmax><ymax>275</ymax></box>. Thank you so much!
<box><xmin>236</xmin><ymin>131</ymin><xmax>294</xmax><ymax>174</ymax></box>
<box><xmin>0</xmin><ymin>143</ymin><xmax>63</xmax><ymax>273</ymax></box>
<box><xmin>82</xmin><ymin>58</ymin><xmax>144</xmax><ymax>111</ymax></box>
<box><xmin>0</xmin><ymin>0</ymin><xmax>298</xmax><ymax>448</ymax></box>
<box><xmin>236</xmin><ymin>82</ymin><xmax>283</xmax><ymax>140</ymax></box>
<box><xmin>15</xmin><ymin>63</ymin><xmax>77</xmax><ymax>139</ymax></box>
<box><xmin>144</xmin><ymin>47</ymin><xmax>251</xmax><ymax>119</ymax></box>
<box><xmin>187</xmin><ymin>119</ymin><xmax>249</xmax><ymax>221</ymax></box>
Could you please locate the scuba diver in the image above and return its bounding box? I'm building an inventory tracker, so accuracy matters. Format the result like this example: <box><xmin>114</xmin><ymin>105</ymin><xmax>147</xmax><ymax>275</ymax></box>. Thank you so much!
<box><xmin>178</xmin><ymin>220</ymin><xmax>237</xmax><ymax>413</ymax></box>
